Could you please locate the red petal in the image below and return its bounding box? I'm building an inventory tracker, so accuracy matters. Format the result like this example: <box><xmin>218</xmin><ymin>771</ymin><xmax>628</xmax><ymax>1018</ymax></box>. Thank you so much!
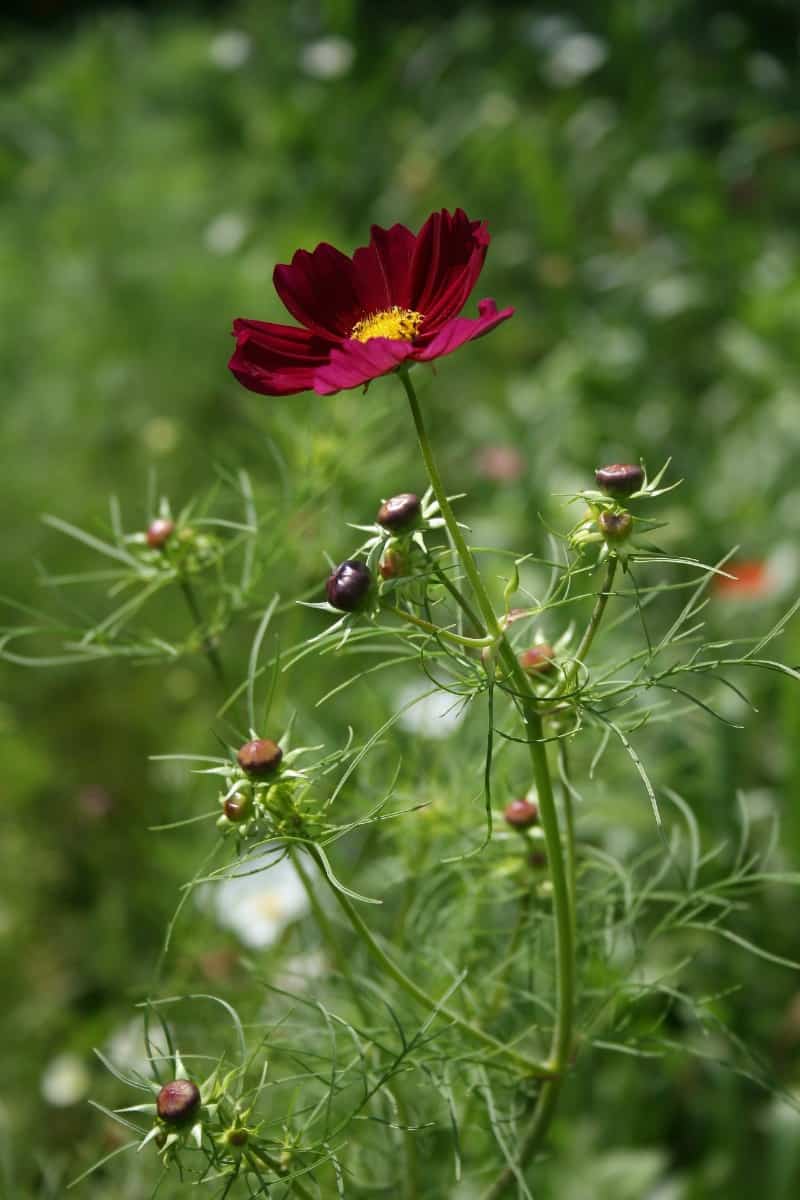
<box><xmin>313</xmin><ymin>337</ymin><xmax>415</xmax><ymax>395</ymax></box>
<box><xmin>409</xmin><ymin>209</ymin><xmax>491</xmax><ymax>331</ymax></box>
<box><xmin>273</xmin><ymin>243</ymin><xmax>361</xmax><ymax>338</ymax></box>
<box><xmin>412</xmin><ymin>298</ymin><xmax>514</xmax><ymax>361</ymax></box>
<box><xmin>229</xmin><ymin>318</ymin><xmax>333</xmax><ymax>396</ymax></box>
<box><xmin>351</xmin><ymin>222</ymin><xmax>417</xmax><ymax>312</ymax></box>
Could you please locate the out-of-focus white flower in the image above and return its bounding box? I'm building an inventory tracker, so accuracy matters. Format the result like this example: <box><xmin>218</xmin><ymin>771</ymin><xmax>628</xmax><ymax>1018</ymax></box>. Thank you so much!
<box><xmin>205</xmin><ymin>213</ymin><xmax>248</xmax><ymax>256</ymax></box>
<box><xmin>394</xmin><ymin>683</ymin><xmax>467</xmax><ymax>740</ymax></box>
<box><xmin>543</xmin><ymin>33</ymin><xmax>607</xmax><ymax>87</ymax></box>
<box><xmin>41</xmin><ymin>1053</ymin><xmax>90</xmax><ymax>1107</ymax></box>
<box><xmin>209</xmin><ymin>30</ymin><xmax>252</xmax><ymax>71</ymax></box>
<box><xmin>209</xmin><ymin>852</ymin><xmax>311</xmax><ymax>949</ymax></box>
<box><xmin>300</xmin><ymin>37</ymin><xmax>355</xmax><ymax>80</ymax></box>
<box><xmin>106</xmin><ymin>1019</ymin><xmax>151</xmax><ymax>1076</ymax></box>
<box><xmin>275</xmin><ymin>950</ymin><xmax>329</xmax><ymax>992</ymax></box>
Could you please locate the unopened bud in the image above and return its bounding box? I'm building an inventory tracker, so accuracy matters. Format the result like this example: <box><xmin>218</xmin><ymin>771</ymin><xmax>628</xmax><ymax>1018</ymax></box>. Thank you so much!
<box><xmin>146</xmin><ymin>518</ymin><xmax>175</xmax><ymax>549</ymax></box>
<box><xmin>598</xmin><ymin>510</ymin><xmax>632</xmax><ymax>541</ymax></box>
<box><xmin>595</xmin><ymin>464</ymin><xmax>644</xmax><ymax>496</ymax></box>
<box><xmin>156</xmin><ymin>1079</ymin><xmax>201</xmax><ymax>1125</ymax></box>
<box><xmin>223</xmin><ymin>793</ymin><xmax>251</xmax><ymax>822</ymax></box>
<box><xmin>326</xmin><ymin>560</ymin><xmax>372</xmax><ymax>612</ymax></box>
<box><xmin>225</xmin><ymin>1127</ymin><xmax>249</xmax><ymax>1148</ymax></box>
<box><xmin>518</xmin><ymin>643</ymin><xmax>556</xmax><ymax>675</ymax></box>
<box><xmin>237</xmin><ymin>738</ymin><xmax>283</xmax><ymax>777</ymax></box>
<box><xmin>379</xmin><ymin>549</ymin><xmax>405</xmax><ymax>580</ymax></box>
<box><xmin>376</xmin><ymin>492</ymin><xmax>421</xmax><ymax>531</ymax></box>
<box><xmin>504</xmin><ymin>798</ymin><xmax>539</xmax><ymax>829</ymax></box>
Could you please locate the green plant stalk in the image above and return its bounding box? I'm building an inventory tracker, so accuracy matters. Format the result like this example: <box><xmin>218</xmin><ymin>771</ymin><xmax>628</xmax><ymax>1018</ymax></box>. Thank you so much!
<box><xmin>400</xmin><ymin>368</ymin><xmax>575</xmax><ymax>1164</ymax></box>
<box><xmin>290</xmin><ymin>849</ymin><xmax>419</xmax><ymax>1200</ymax></box>
<box><xmin>247</xmin><ymin>1150</ymin><xmax>316</xmax><ymax>1200</ymax></box>
<box><xmin>178</xmin><ymin>575</ymin><xmax>227</xmax><ymax>689</ymax></box>
<box><xmin>306</xmin><ymin>844</ymin><xmax>554</xmax><ymax>1079</ymax></box>
<box><xmin>551</xmin><ymin>554</ymin><xmax>618</xmax><ymax>700</ymax></box>
<box><xmin>387</xmin><ymin>604</ymin><xmax>493</xmax><ymax>648</ymax></box>
<box><xmin>558</xmin><ymin>743</ymin><xmax>577</xmax><ymax>936</ymax></box>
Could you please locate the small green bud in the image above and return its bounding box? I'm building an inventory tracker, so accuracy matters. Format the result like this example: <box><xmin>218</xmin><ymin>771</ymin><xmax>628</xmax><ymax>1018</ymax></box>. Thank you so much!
<box><xmin>224</xmin><ymin>793</ymin><xmax>251</xmax><ymax>822</ymax></box>
<box><xmin>598</xmin><ymin>510</ymin><xmax>632</xmax><ymax>541</ymax></box>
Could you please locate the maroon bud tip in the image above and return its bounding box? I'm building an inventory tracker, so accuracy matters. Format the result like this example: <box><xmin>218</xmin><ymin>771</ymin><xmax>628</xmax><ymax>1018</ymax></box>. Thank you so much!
<box><xmin>595</xmin><ymin>464</ymin><xmax>644</xmax><ymax>496</ymax></box>
<box><xmin>528</xmin><ymin>850</ymin><xmax>548</xmax><ymax>870</ymax></box>
<box><xmin>326</xmin><ymin>560</ymin><xmax>372</xmax><ymax>612</ymax></box>
<box><xmin>598</xmin><ymin>510</ymin><xmax>632</xmax><ymax>541</ymax></box>
<box><xmin>236</xmin><ymin>738</ymin><xmax>283</xmax><ymax>777</ymax></box>
<box><xmin>376</xmin><ymin>493</ymin><xmax>421</xmax><ymax>531</ymax></box>
<box><xmin>518</xmin><ymin>644</ymin><xmax>556</xmax><ymax>675</ymax></box>
<box><xmin>504</xmin><ymin>798</ymin><xmax>540</xmax><ymax>829</ymax></box>
<box><xmin>223</xmin><ymin>794</ymin><xmax>251</xmax><ymax>822</ymax></box>
<box><xmin>146</xmin><ymin>518</ymin><xmax>175</xmax><ymax>549</ymax></box>
<box><xmin>226</xmin><ymin>1128</ymin><xmax>249</xmax><ymax>1147</ymax></box>
<box><xmin>156</xmin><ymin>1079</ymin><xmax>201</xmax><ymax>1124</ymax></box>
<box><xmin>379</xmin><ymin>549</ymin><xmax>405</xmax><ymax>580</ymax></box>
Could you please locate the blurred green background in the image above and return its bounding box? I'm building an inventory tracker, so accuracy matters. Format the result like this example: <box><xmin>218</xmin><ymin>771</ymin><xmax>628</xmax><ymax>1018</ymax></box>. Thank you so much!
<box><xmin>3</xmin><ymin>1</ymin><xmax>800</xmax><ymax>1196</ymax></box>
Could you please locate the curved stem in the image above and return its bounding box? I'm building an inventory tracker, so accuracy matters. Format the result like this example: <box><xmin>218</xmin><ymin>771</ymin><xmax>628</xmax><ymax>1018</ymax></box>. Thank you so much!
<box><xmin>387</xmin><ymin>605</ymin><xmax>493</xmax><ymax>648</ymax></box>
<box><xmin>399</xmin><ymin>368</ymin><xmax>575</xmax><ymax>1170</ymax></box>
<box><xmin>307</xmin><ymin>844</ymin><xmax>554</xmax><ymax>1079</ymax></box>
<box><xmin>479</xmin><ymin>1081</ymin><xmax>563</xmax><ymax>1200</ymax></box>
<box><xmin>552</xmin><ymin>555</ymin><xmax>618</xmax><ymax>700</ymax></box>
<box><xmin>291</xmin><ymin>849</ymin><xmax>419</xmax><ymax>1199</ymax></box>
<box><xmin>178</xmin><ymin>575</ymin><xmax>227</xmax><ymax>689</ymax></box>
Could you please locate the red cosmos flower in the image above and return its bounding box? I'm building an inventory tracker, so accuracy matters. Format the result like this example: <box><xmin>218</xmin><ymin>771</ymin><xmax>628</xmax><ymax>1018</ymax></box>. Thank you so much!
<box><xmin>228</xmin><ymin>209</ymin><xmax>514</xmax><ymax>397</ymax></box>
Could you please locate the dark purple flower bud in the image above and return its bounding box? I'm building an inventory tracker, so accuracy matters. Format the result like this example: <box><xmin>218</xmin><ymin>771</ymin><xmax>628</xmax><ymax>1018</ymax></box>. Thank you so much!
<box><xmin>504</xmin><ymin>798</ymin><xmax>540</xmax><ymax>829</ymax></box>
<box><xmin>598</xmin><ymin>510</ymin><xmax>632</xmax><ymax>541</ymax></box>
<box><xmin>528</xmin><ymin>850</ymin><xmax>548</xmax><ymax>870</ymax></box>
<box><xmin>595</xmin><ymin>464</ymin><xmax>644</xmax><ymax>496</ymax></box>
<box><xmin>518</xmin><ymin>644</ymin><xmax>556</xmax><ymax>675</ymax></box>
<box><xmin>156</xmin><ymin>1079</ymin><xmax>201</xmax><ymax>1125</ymax></box>
<box><xmin>376</xmin><ymin>493</ymin><xmax>421</xmax><ymax>531</ymax></box>
<box><xmin>223</xmin><ymin>793</ymin><xmax>251</xmax><ymax>822</ymax></box>
<box><xmin>237</xmin><ymin>738</ymin><xmax>283</xmax><ymax>777</ymax></box>
<box><xmin>326</xmin><ymin>560</ymin><xmax>372</xmax><ymax>611</ymax></box>
<box><xmin>146</xmin><ymin>518</ymin><xmax>175</xmax><ymax>549</ymax></box>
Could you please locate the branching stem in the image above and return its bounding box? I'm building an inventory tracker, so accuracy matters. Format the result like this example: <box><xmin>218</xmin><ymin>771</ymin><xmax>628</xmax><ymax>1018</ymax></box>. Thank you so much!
<box><xmin>400</xmin><ymin>368</ymin><xmax>575</xmax><ymax>1184</ymax></box>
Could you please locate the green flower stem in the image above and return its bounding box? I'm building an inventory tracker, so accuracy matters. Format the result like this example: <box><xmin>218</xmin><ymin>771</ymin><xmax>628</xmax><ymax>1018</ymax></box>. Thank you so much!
<box><xmin>387</xmin><ymin>605</ymin><xmax>494</xmax><ymax>648</ymax></box>
<box><xmin>399</xmin><ymin>368</ymin><xmax>575</xmax><ymax>1161</ymax></box>
<box><xmin>479</xmin><ymin>1081</ymin><xmax>564</xmax><ymax>1200</ymax></box>
<box><xmin>247</xmin><ymin>1151</ymin><xmax>315</xmax><ymax>1200</ymax></box>
<box><xmin>178</xmin><ymin>575</ymin><xmax>227</xmax><ymax>689</ymax></box>
<box><xmin>306</xmin><ymin>844</ymin><xmax>554</xmax><ymax>1079</ymax></box>
<box><xmin>290</xmin><ymin>849</ymin><xmax>419</xmax><ymax>1200</ymax></box>
<box><xmin>423</xmin><ymin>548</ymin><xmax>485</xmax><ymax>633</ymax></box>
<box><xmin>551</xmin><ymin>554</ymin><xmax>618</xmax><ymax>700</ymax></box>
<box><xmin>558</xmin><ymin>743</ymin><xmax>578</xmax><ymax>937</ymax></box>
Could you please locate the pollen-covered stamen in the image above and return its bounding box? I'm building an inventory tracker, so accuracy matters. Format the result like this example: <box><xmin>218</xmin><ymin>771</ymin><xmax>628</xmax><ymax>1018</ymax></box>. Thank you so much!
<box><xmin>351</xmin><ymin>306</ymin><xmax>424</xmax><ymax>343</ymax></box>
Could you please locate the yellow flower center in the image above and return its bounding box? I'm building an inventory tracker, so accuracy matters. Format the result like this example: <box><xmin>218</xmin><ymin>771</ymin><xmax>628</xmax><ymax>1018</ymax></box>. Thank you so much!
<box><xmin>351</xmin><ymin>306</ymin><xmax>424</xmax><ymax>343</ymax></box>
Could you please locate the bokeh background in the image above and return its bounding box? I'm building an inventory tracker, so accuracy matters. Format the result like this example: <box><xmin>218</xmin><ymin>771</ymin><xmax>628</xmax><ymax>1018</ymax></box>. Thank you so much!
<box><xmin>3</xmin><ymin>1</ymin><xmax>800</xmax><ymax>1196</ymax></box>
